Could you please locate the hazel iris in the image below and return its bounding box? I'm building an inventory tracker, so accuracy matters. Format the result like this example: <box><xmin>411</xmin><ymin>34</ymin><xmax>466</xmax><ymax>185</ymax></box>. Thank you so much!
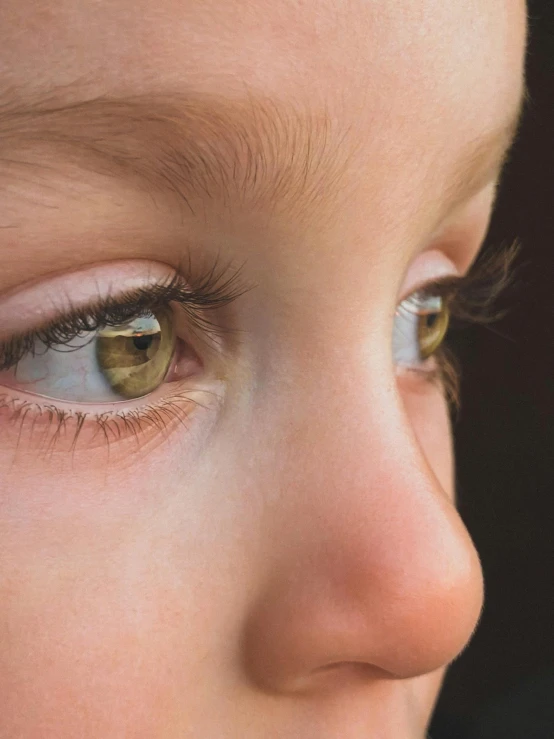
<box><xmin>416</xmin><ymin>297</ymin><xmax>450</xmax><ymax>360</ymax></box>
<box><xmin>96</xmin><ymin>307</ymin><xmax>176</xmax><ymax>398</ymax></box>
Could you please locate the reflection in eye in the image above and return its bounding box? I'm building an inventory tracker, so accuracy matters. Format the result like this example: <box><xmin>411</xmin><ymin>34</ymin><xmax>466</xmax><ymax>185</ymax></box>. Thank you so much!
<box><xmin>96</xmin><ymin>307</ymin><xmax>176</xmax><ymax>399</ymax></box>
<box><xmin>393</xmin><ymin>292</ymin><xmax>450</xmax><ymax>368</ymax></box>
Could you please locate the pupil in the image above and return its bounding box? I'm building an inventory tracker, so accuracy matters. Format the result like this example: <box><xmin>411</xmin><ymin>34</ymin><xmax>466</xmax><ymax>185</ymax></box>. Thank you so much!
<box><xmin>133</xmin><ymin>334</ymin><xmax>154</xmax><ymax>351</ymax></box>
<box><xmin>426</xmin><ymin>314</ymin><xmax>438</xmax><ymax>329</ymax></box>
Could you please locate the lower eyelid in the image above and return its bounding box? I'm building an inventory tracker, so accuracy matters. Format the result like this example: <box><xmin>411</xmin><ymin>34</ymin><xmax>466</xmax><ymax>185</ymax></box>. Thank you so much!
<box><xmin>0</xmin><ymin>380</ymin><xmax>222</xmax><ymax>459</ymax></box>
<box><xmin>396</xmin><ymin>357</ymin><xmax>439</xmax><ymax>378</ymax></box>
<box><xmin>396</xmin><ymin>352</ymin><xmax>459</xmax><ymax>409</ymax></box>
<box><xmin>395</xmin><ymin>354</ymin><xmax>445</xmax><ymax>395</ymax></box>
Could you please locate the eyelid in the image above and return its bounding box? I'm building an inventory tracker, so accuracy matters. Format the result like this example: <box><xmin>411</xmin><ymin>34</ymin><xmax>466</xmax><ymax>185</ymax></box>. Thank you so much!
<box><xmin>0</xmin><ymin>260</ymin><xmax>176</xmax><ymax>340</ymax></box>
<box><xmin>398</xmin><ymin>249</ymin><xmax>460</xmax><ymax>304</ymax></box>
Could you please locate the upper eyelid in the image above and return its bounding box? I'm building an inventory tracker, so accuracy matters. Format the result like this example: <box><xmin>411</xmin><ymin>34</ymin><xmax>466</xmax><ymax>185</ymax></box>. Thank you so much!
<box><xmin>397</xmin><ymin>274</ymin><xmax>464</xmax><ymax>309</ymax></box>
<box><xmin>409</xmin><ymin>242</ymin><xmax>518</xmax><ymax>328</ymax></box>
<box><xmin>0</xmin><ymin>258</ymin><xmax>250</xmax><ymax>373</ymax></box>
<box><xmin>0</xmin><ymin>257</ymin><xmax>250</xmax><ymax>341</ymax></box>
<box><xmin>0</xmin><ymin>260</ymin><xmax>177</xmax><ymax>340</ymax></box>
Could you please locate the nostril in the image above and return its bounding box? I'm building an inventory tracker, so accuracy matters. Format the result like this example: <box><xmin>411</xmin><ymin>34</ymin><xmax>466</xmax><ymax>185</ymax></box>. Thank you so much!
<box><xmin>300</xmin><ymin>661</ymin><xmax>387</xmax><ymax>693</ymax></box>
<box><xmin>314</xmin><ymin>661</ymin><xmax>379</xmax><ymax>678</ymax></box>
<box><xmin>318</xmin><ymin>661</ymin><xmax>354</xmax><ymax>671</ymax></box>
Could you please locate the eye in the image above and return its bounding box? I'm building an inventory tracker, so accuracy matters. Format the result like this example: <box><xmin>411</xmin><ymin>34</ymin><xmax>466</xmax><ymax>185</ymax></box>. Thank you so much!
<box><xmin>0</xmin><ymin>261</ymin><xmax>249</xmax><ymax>454</ymax></box>
<box><xmin>393</xmin><ymin>291</ymin><xmax>450</xmax><ymax>368</ymax></box>
<box><xmin>10</xmin><ymin>305</ymin><xmax>187</xmax><ymax>403</ymax></box>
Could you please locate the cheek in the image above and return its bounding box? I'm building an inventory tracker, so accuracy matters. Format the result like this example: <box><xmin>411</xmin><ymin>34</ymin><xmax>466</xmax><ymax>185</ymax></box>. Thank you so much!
<box><xmin>0</xmin><ymin>453</ymin><xmax>246</xmax><ymax>735</ymax></box>
<box><xmin>0</xmin><ymin>501</ymin><xmax>178</xmax><ymax>734</ymax></box>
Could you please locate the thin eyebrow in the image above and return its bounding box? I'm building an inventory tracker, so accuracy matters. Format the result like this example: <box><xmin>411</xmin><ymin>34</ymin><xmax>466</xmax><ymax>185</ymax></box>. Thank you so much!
<box><xmin>0</xmin><ymin>83</ymin><xmax>526</xmax><ymax>222</ymax></box>
<box><xmin>441</xmin><ymin>86</ymin><xmax>527</xmax><ymax>215</ymax></box>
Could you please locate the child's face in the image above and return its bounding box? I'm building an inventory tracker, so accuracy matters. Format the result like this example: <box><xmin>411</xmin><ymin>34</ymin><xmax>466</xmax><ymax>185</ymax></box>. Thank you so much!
<box><xmin>0</xmin><ymin>0</ymin><xmax>526</xmax><ymax>736</ymax></box>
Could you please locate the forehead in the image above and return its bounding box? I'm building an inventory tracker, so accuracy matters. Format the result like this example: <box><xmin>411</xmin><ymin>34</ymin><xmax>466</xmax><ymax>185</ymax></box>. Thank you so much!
<box><xmin>2</xmin><ymin>0</ymin><xmax>525</xmax><ymax>117</ymax></box>
<box><xmin>0</xmin><ymin>0</ymin><xmax>526</xmax><ymax>241</ymax></box>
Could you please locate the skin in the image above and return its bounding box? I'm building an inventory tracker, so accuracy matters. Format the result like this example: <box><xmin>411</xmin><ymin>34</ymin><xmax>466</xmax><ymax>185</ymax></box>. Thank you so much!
<box><xmin>0</xmin><ymin>1</ymin><xmax>526</xmax><ymax>737</ymax></box>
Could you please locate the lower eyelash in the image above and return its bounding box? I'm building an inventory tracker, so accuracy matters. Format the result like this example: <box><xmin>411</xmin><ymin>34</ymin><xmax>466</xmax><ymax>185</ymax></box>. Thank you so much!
<box><xmin>0</xmin><ymin>386</ymin><xmax>219</xmax><ymax>459</ymax></box>
<box><xmin>414</xmin><ymin>348</ymin><xmax>460</xmax><ymax>409</ymax></box>
<box><xmin>397</xmin><ymin>346</ymin><xmax>459</xmax><ymax>412</ymax></box>
<box><xmin>436</xmin><ymin>347</ymin><xmax>461</xmax><ymax>410</ymax></box>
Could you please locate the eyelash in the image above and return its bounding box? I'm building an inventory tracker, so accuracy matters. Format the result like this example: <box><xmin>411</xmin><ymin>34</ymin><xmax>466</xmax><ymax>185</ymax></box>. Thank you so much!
<box><xmin>0</xmin><ymin>243</ymin><xmax>517</xmax><ymax>453</ymax></box>
<box><xmin>0</xmin><ymin>259</ymin><xmax>249</xmax><ymax>372</ymax></box>
<box><xmin>414</xmin><ymin>240</ymin><xmax>518</xmax><ymax>407</ymax></box>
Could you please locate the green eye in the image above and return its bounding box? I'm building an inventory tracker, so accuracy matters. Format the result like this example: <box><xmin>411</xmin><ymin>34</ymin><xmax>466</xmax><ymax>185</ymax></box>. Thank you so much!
<box><xmin>96</xmin><ymin>306</ymin><xmax>176</xmax><ymax>399</ymax></box>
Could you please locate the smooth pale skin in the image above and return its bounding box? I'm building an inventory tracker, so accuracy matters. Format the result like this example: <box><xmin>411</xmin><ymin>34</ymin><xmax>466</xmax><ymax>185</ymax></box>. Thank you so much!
<box><xmin>0</xmin><ymin>1</ymin><xmax>526</xmax><ymax>737</ymax></box>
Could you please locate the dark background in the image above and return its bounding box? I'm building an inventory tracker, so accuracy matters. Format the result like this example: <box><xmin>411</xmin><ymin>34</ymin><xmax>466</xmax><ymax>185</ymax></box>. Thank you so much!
<box><xmin>430</xmin><ymin>3</ymin><xmax>553</xmax><ymax>738</ymax></box>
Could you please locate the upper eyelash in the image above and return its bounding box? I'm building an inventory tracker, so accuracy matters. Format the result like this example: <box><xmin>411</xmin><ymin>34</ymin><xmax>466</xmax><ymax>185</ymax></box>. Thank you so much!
<box><xmin>417</xmin><ymin>239</ymin><xmax>520</xmax><ymax>407</ymax></box>
<box><xmin>0</xmin><ymin>257</ymin><xmax>251</xmax><ymax>372</ymax></box>
<box><xmin>420</xmin><ymin>239</ymin><xmax>519</xmax><ymax>324</ymax></box>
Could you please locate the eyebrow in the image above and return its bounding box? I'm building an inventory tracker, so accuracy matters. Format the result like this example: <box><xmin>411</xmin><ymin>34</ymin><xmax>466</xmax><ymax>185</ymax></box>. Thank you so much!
<box><xmin>0</xmin><ymin>89</ymin><xmax>352</xmax><ymax>224</ymax></box>
<box><xmin>439</xmin><ymin>89</ymin><xmax>526</xmax><ymax>216</ymax></box>
<box><xmin>0</xmin><ymin>84</ymin><xmax>525</xmax><ymax>223</ymax></box>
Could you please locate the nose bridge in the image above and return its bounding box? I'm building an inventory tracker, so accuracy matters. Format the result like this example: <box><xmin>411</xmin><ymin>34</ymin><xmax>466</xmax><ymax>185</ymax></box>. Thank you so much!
<box><xmin>243</xmin><ymin>360</ymin><xmax>484</xmax><ymax>692</ymax></box>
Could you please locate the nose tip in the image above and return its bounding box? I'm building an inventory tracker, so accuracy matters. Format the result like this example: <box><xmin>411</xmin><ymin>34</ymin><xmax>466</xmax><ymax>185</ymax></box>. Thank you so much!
<box><xmin>242</xmin><ymin>499</ymin><xmax>484</xmax><ymax>694</ymax></box>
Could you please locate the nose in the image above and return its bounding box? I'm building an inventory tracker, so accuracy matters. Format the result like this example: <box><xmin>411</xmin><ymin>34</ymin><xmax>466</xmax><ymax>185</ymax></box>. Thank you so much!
<box><xmin>242</xmin><ymin>377</ymin><xmax>484</xmax><ymax>694</ymax></box>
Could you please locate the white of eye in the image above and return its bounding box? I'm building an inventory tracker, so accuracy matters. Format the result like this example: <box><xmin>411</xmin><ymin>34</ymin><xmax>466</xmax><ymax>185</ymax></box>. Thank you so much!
<box><xmin>393</xmin><ymin>292</ymin><xmax>445</xmax><ymax>367</ymax></box>
<box><xmin>14</xmin><ymin>330</ymin><xmax>119</xmax><ymax>402</ymax></box>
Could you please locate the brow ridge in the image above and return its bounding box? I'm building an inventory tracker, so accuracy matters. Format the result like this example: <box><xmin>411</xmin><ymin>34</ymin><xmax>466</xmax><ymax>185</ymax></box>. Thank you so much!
<box><xmin>0</xmin><ymin>82</ymin><xmax>526</xmax><ymax>225</ymax></box>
